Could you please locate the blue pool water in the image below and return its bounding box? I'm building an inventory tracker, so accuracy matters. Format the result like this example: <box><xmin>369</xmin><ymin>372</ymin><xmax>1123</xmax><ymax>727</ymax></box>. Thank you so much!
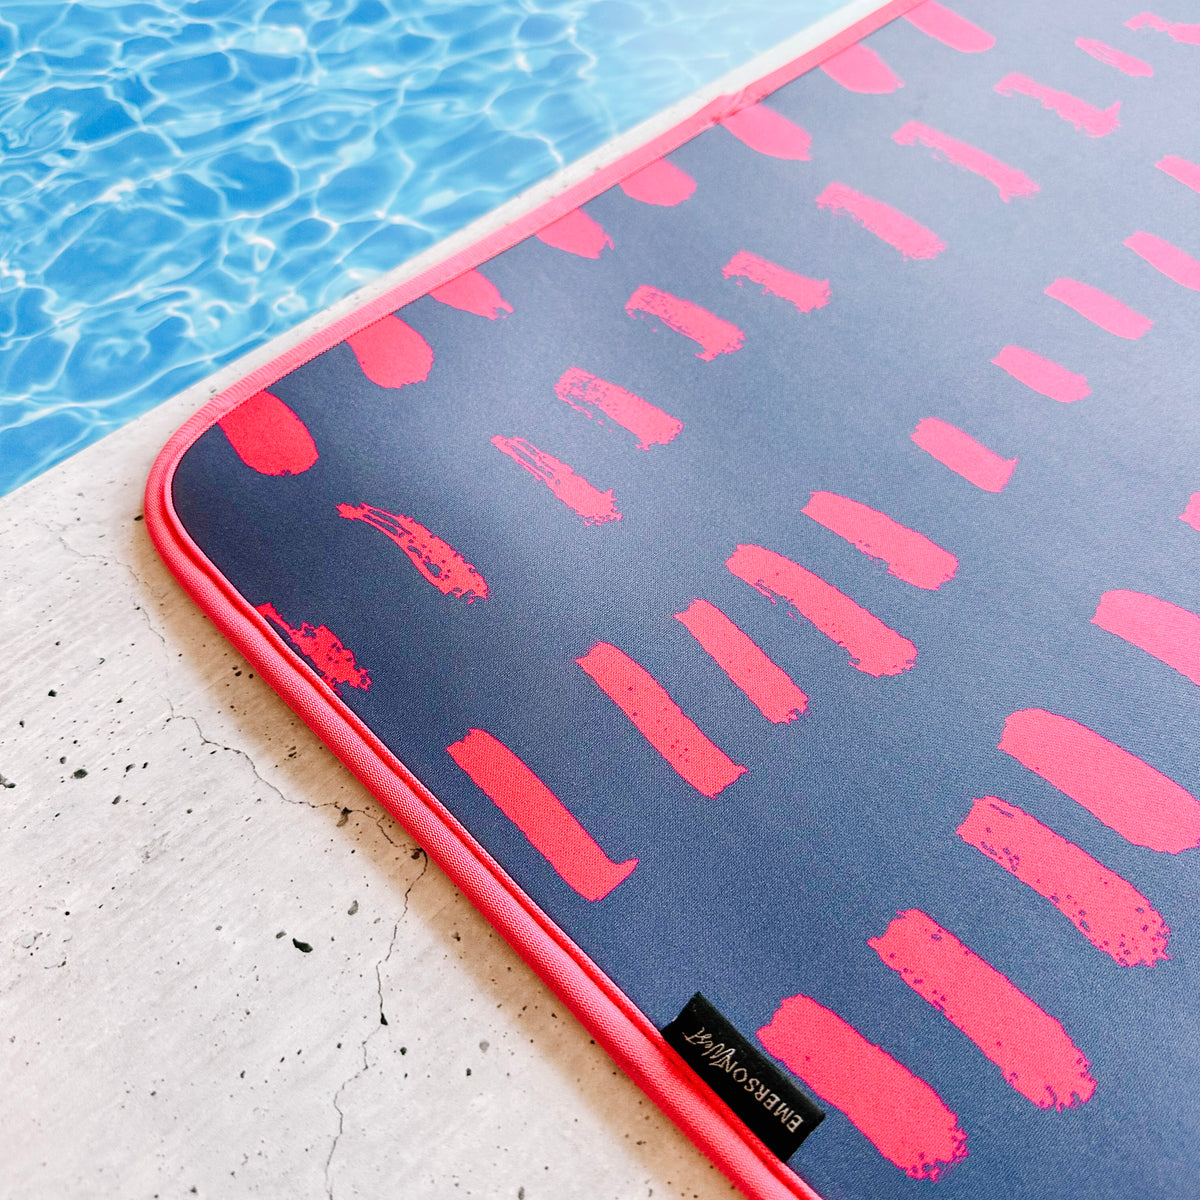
<box><xmin>0</xmin><ymin>0</ymin><xmax>847</xmax><ymax>497</ymax></box>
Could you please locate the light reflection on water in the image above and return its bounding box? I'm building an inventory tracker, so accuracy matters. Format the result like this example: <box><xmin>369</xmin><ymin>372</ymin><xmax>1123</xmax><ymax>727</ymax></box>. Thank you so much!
<box><xmin>0</xmin><ymin>0</ymin><xmax>844</xmax><ymax>496</ymax></box>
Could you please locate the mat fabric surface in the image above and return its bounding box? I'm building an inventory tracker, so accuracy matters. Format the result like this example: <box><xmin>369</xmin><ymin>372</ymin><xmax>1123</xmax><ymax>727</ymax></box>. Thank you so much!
<box><xmin>148</xmin><ymin>1</ymin><xmax>1200</xmax><ymax>1196</ymax></box>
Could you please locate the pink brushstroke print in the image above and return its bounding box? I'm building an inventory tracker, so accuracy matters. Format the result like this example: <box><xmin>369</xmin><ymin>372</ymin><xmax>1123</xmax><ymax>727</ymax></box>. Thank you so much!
<box><xmin>430</xmin><ymin>269</ymin><xmax>514</xmax><ymax>319</ymax></box>
<box><xmin>620</xmin><ymin>158</ymin><xmax>696</xmax><ymax>206</ymax></box>
<box><xmin>336</xmin><ymin>502</ymin><xmax>488</xmax><ymax>601</ymax></box>
<box><xmin>801</xmin><ymin>491</ymin><xmax>958</xmax><ymax>590</ymax></box>
<box><xmin>446</xmin><ymin>728</ymin><xmax>637</xmax><ymax>902</ymax></box>
<box><xmin>257</xmin><ymin>602</ymin><xmax>371</xmax><ymax>695</ymax></box>
<box><xmin>218</xmin><ymin>390</ymin><xmax>318</xmax><ymax>476</ymax></box>
<box><xmin>536</xmin><ymin>208</ymin><xmax>613</xmax><ymax>258</ymax></box>
<box><xmin>1124</xmin><ymin>231</ymin><xmax>1200</xmax><ymax>290</ymax></box>
<box><xmin>869</xmin><ymin>910</ymin><xmax>1097</xmax><ymax>1109</ymax></box>
<box><xmin>1157</xmin><ymin>154</ymin><xmax>1200</xmax><ymax>192</ymax></box>
<box><xmin>999</xmin><ymin>708</ymin><xmax>1200</xmax><ymax>853</ymax></box>
<box><xmin>892</xmin><ymin>121</ymin><xmax>1038</xmax><ymax>201</ymax></box>
<box><xmin>903</xmin><ymin>1</ymin><xmax>995</xmax><ymax>52</ymax></box>
<box><xmin>1181</xmin><ymin>493</ymin><xmax>1200</xmax><ymax>531</ymax></box>
<box><xmin>1075</xmin><ymin>37</ymin><xmax>1154</xmax><ymax>75</ymax></box>
<box><xmin>957</xmin><ymin>796</ymin><xmax>1171</xmax><ymax>967</ymax></box>
<box><xmin>625</xmin><ymin>286</ymin><xmax>745</xmax><ymax>360</ymax></box>
<box><xmin>576</xmin><ymin>642</ymin><xmax>747</xmax><ymax>798</ymax></box>
<box><xmin>1126</xmin><ymin>11</ymin><xmax>1200</xmax><ymax>44</ymax></box>
<box><xmin>911</xmin><ymin>418</ymin><xmax>1017</xmax><ymax>492</ymax></box>
<box><xmin>816</xmin><ymin>182</ymin><xmax>945</xmax><ymax>259</ymax></box>
<box><xmin>1092</xmin><ymin>589</ymin><xmax>1200</xmax><ymax>684</ymax></box>
<box><xmin>346</xmin><ymin>314</ymin><xmax>434</xmax><ymax>388</ymax></box>
<box><xmin>718</xmin><ymin>103</ymin><xmax>812</xmax><ymax>160</ymax></box>
<box><xmin>726</xmin><ymin>544</ymin><xmax>918</xmax><ymax>676</ymax></box>
<box><xmin>721</xmin><ymin>251</ymin><xmax>831</xmax><ymax>314</ymax></box>
<box><xmin>994</xmin><ymin>74</ymin><xmax>1120</xmax><ymax>136</ymax></box>
<box><xmin>490</xmin><ymin>435</ymin><xmax>621</xmax><ymax>525</ymax></box>
<box><xmin>1044</xmin><ymin>278</ymin><xmax>1153</xmax><ymax>339</ymax></box>
<box><xmin>554</xmin><ymin>368</ymin><xmax>682</xmax><ymax>449</ymax></box>
<box><xmin>821</xmin><ymin>43</ymin><xmax>903</xmax><ymax>93</ymax></box>
<box><xmin>992</xmin><ymin>346</ymin><xmax>1092</xmax><ymax>403</ymax></box>
<box><xmin>674</xmin><ymin>599</ymin><xmax>809</xmax><ymax>724</ymax></box>
<box><xmin>758</xmin><ymin>993</ymin><xmax>968</xmax><ymax>1179</ymax></box>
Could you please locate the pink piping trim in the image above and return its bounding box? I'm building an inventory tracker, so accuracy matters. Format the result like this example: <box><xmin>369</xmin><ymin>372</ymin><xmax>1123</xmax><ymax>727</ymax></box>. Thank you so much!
<box><xmin>145</xmin><ymin>5</ymin><xmax>918</xmax><ymax>1196</ymax></box>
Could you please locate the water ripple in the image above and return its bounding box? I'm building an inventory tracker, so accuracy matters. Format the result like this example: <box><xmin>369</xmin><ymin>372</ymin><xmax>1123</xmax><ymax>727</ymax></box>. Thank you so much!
<box><xmin>0</xmin><ymin>0</ymin><xmax>841</xmax><ymax>496</ymax></box>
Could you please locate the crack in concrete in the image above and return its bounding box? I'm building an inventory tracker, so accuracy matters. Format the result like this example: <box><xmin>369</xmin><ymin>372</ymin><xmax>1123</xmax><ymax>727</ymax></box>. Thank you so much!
<box><xmin>163</xmin><ymin>708</ymin><xmax>289</xmax><ymax>804</ymax></box>
<box><xmin>161</xmin><ymin>707</ymin><xmax>357</xmax><ymax>824</ymax></box>
<box><xmin>54</xmin><ymin>532</ymin><xmax>113</xmax><ymax>572</ymax></box>
<box><xmin>42</xmin><ymin>509</ymin><xmax>389</xmax><ymax>830</ymax></box>
<box><xmin>106</xmin><ymin>545</ymin><xmax>380</xmax><ymax>828</ymax></box>
<box><xmin>371</xmin><ymin>810</ymin><xmax>400</xmax><ymax>845</ymax></box>
<box><xmin>325</xmin><ymin>1036</ymin><xmax>365</xmax><ymax>1200</ymax></box>
<box><xmin>324</xmin><ymin>851</ymin><xmax>429</xmax><ymax>1199</ymax></box>
<box><xmin>38</xmin><ymin>504</ymin><xmax>184</xmax><ymax>645</ymax></box>
<box><xmin>55</xmin><ymin>504</ymin><xmax>160</xmax><ymax>585</ymax></box>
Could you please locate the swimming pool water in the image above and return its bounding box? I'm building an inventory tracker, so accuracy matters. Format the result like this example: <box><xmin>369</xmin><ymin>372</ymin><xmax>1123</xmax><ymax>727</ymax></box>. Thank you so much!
<box><xmin>0</xmin><ymin>0</ymin><xmax>847</xmax><ymax>497</ymax></box>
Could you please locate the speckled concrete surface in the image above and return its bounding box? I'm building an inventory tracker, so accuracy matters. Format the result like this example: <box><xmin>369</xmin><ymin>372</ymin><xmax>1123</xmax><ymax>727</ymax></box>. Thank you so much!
<box><xmin>0</xmin><ymin>345</ymin><xmax>741</xmax><ymax>1200</ymax></box>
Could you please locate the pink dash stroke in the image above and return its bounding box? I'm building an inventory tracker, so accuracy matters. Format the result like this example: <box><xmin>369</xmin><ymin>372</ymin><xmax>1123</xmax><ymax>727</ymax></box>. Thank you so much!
<box><xmin>802</xmin><ymin>491</ymin><xmax>958</xmax><ymax>591</ymax></box>
<box><xmin>536</xmin><ymin>208</ymin><xmax>613</xmax><ymax>258</ymax></box>
<box><xmin>869</xmin><ymin>910</ymin><xmax>1097</xmax><ymax>1110</ymax></box>
<box><xmin>446</xmin><ymin>728</ymin><xmax>637</xmax><ymax>902</ymax></box>
<box><xmin>1045</xmin><ymin>278</ymin><xmax>1153</xmax><ymax>339</ymax></box>
<box><xmin>957</xmin><ymin>796</ymin><xmax>1171</xmax><ymax>967</ymax></box>
<box><xmin>992</xmin><ymin>345</ymin><xmax>1091</xmax><ymax>403</ymax></box>
<box><xmin>257</xmin><ymin>602</ymin><xmax>371</xmax><ymax>695</ymax></box>
<box><xmin>1126</xmin><ymin>11</ymin><xmax>1200</xmax><ymax>45</ymax></box>
<box><xmin>721</xmin><ymin>250</ymin><xmax>831</xmax><ymax>314</ymax></box>
<box><xmin>903</xmin><ymin>1</ymin><xmax>995</xmax><ymax>52</ymax></box>
<box><xmin>1125</xmin><ymin>231</ymin><xmax>1200</xmax><ymax>290</ymax></box>
<box><xmin>999</xmin><ymin>708</ymin><xmax>1200</xmax><ymax>854</ymax></box>
<box><xmin>576</xmin><ymin>641</ymin><xmax>747</xmax><ymax>798</ymax></box>
<box><xmin>821</xmin><ymin>43</ymin><xmax>903</xmax><ymax>93</ymax></box>
<box><xmin>430</xmin><ymin>268</ymin><xmax>514</xmax><ymax>319</ymax></box>
<box><xmin>1157</xmin><ymin>154</ymin><xmax>1200</xmax><ymax>193</ymax></box>
<box><xmin>490</xmin><ymin>435</ymin><xmax>620</xmax><ymax>525</ymax></box>
<box><xmin>1092</xmin><ymin>589</ymin><xmax>1200</xmax><ymax>685</ymax></box>
<box><xmin>911</xmin><ymin>418</ymin><xmax>1017</xmax><ymax>492</ymax></box>
<box><xmin>726</xmin><ymin>544</ymin><xmax>917</xmax><ymax>676</ymax></box>
<box><xmin>1075</xmin><ymin>37</ymin><xmax>1154</xmax><ymax>76</ymax></box>
<box><xmin>218</xmin><ymin>390</ymin><xmax>318</xmax><ymax>476</ymax></box>
<box><xmin>554</xmin><ymin>367</ymin><xmax>683</xmax><ymax>449</ymax></box>
<box><xmin>758</xmin><ymin>993</ymin><xmax>968</xmax><ymax>1180</ymax></box>
<box><xmin>892</xmin><ymin>121</ymin><xmax>1038</xmax><ymax>201</ymax></box>
<box><xmin>718</xmin><ymin>103</ymin><xmax>812</xmax><ymax>160</ymax></box>
<box><xmin>625</xmin><ymin>285</ymin><xmax>745</xmax><ymax>360</ymax></box>
<box><xmin>1181</xmin><ymin>493</ymin><xmax>1200</xmax><ymax>531</ymax></box>
<box><xmin>620</xmin><ymin>158</ymin><xmax>696</xmax><ymax>206</ymax></box>
<box><xmin>674</xmin><ymin>599</ymin><xmax>809</xmax><ymax>724</ymax></box>
<box><xmin>816</xmin><ymin>182</ymin><xmax>945</xmax><ymax>260</ymax></box>
<box><xmin>994</xmin><ymin>74</ymin><xmax>1120</xmax><ymax>137</ymax></box>
<box><xmin>346</xmin><ymin>314</ymin><xmax>434</xmax><ymax>388</ymax></box>
<box><xmin>336</xmin><ymin>502</ymin><xmax>488</xmax><ymax>602</ymax></box>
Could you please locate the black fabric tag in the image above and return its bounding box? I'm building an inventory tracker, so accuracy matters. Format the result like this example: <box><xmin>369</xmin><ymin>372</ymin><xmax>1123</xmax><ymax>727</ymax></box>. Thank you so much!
<box><xmin>662</xmin><ymin>992</ymin><xmax>824</xmax><ymax>1161</ymax></box>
